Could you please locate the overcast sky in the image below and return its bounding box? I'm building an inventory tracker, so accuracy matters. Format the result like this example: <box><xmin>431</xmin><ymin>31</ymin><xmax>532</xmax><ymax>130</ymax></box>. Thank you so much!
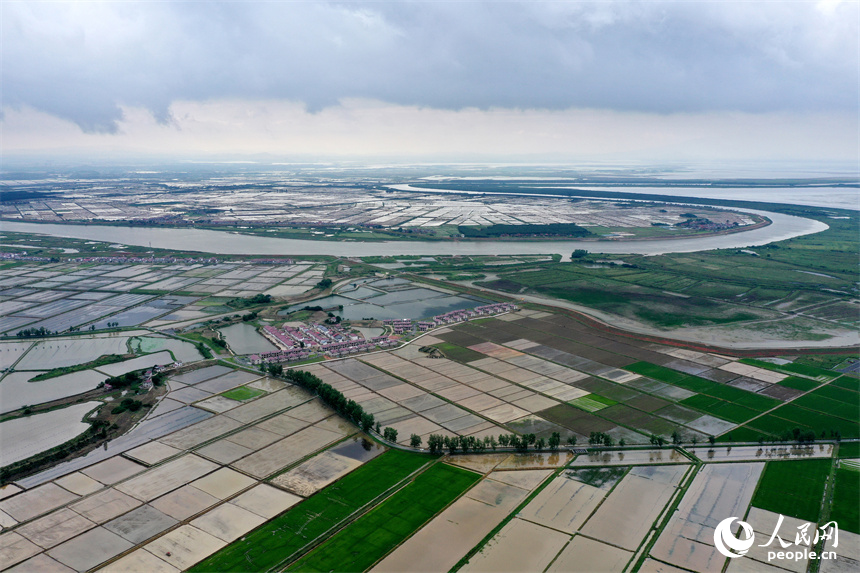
<box><xmin>2</xmin><ymin>1</ymin><xmax>857</xmax><ymax>164</ymax></box>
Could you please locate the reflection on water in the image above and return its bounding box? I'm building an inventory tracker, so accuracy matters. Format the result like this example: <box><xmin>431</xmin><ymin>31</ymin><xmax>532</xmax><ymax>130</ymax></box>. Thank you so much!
<box><xmin>330</xmin><ymin>434</ymin><xmax>386</xmax><ymax>462</ymax></box>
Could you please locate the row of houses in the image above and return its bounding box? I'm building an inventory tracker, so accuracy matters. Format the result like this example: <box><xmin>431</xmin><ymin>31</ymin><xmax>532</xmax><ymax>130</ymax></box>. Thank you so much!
<box><xmin>250</xmin><ymin>333</ymin><xmax>397</xmax><ymax>365</ymax></box>
<box><xmin>248</xmin><ymin>348</ymin><xmax>312</xmax><ymax>366</ymax></box>
<box><xmin>384</xmin><ymin>302</ymin><xmax>519</xmax><ymax>333</ymax></box>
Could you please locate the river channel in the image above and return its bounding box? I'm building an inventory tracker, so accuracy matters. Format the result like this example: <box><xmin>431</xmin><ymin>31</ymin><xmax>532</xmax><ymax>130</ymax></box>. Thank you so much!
<box><xmin>1</xmin><ymin>208</ymin><xmax>827</xmax><ymax>257</ymax></box>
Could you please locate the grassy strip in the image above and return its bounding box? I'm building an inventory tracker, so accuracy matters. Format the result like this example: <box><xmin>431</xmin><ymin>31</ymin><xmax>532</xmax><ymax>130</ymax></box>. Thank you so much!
<box><xmin>189</xmin><ymin>449</ymin><xmax>431</xmax><ymax>573</ymax></box>
<box><xmin>433</xmin><ymin>342</ymin><xmax>485</xmax><ymax>363</ymax></box>
<box><xmin>569</xmin><ymin>393</ymin><xmax>617</xmax><ymax>412</ymax></box>
<box><xmin>221</xmin><ymin>386</ymin><xmax>265</xmax><ymax>402</ymax></box>
<box><xmin>286</xmin><ymin>463</ymin><xmax>481</xmax><ymax>573</ymax></box>
<box><xmin>27</xmin><ymin>354</ymin><xmax>127</xmax><ymax>381</ymax></box>
<box><xmin>830</xmin><ymin>467</ymin><xmax>859</xmax><ymax>534</ymax></box>
<box><xmin>751</xmin><ymin>459</ymin><xmax>832</xmax><ymax>523</ymax></box>
<box><xmin>715</xmin><ymin>426</ymin><xmax>773</xmax><ymax>443</ymax></box>
<box><xmin>177</xmin><ymin>332</ymin><xmax>219</xmax><ymax>358</ymax></box>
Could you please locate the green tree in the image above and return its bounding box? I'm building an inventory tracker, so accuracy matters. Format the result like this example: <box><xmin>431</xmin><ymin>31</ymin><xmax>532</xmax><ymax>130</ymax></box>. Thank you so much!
<box><xmin>548</xmin><ymin>432</ymin><xmax>560</xmax><ymax>450</ymax></box>
<box><xmin>360</xmin><ymin>412</ymin><xmax>375</xmax><ymax>433</ymax></box>
<box><xmin>427</xmin><ymin>434</ymin><xmax>444</xmax><ymax>454</ymax></box>
<box><xmin>708</xmin><ymin>435</ymin><xmax>716</xmax><ymax>446</ymax></box>
<box><xmin>410</xmin><ymin>434</ymin><xmax>422</xmax><ymax>448</ymax></box>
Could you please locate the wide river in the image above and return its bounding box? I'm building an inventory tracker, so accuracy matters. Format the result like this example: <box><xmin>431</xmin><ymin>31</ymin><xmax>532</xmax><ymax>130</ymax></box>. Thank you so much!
<box><xmin>1</xmin><ymin>207</ymin><xmax>827</xmax><ymax>257</ymax></box>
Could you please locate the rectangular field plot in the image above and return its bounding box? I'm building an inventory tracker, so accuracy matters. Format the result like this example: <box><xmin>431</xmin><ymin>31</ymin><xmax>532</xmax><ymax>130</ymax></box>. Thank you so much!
<box><xmin>16</xmin><ymin>336</ymin><xmax>131</xmax><ymax>370</ymax></box>
<box><xmin>568</xmin><ymin>393</ymin><xmax>617</xmax><ymax>412</ymax></box>
<box><xmin>650</xmin><ymin>462</ymin><xmax>763</xmax><ymax>572</ymax></box>
<box><xmin>141</xmin><ymin>525</ymin><xmax>226</xmax><ymax>572</ymax></box>
<box><xmin>372</xmin><ymin>470</ymin><xmax>550</xmax><ymax>573</ymax></box>
<box><xmin>831</xmin><ymin>466</ymin><xmax>860</xmax><ymax>534</ymax></box>
<box><xmin>518</xmin><ymin>473</ymin><xmax>606</xmax><ymax>534</ymax></box>
<box><xmin>0</xmin><ymin>483</ymin><xmax>79</xmax><ymax>523</ymax></box>
<box><xmin>115</xmin><ymin>455</ymin><xmax>219</xmax><ymax>502</ymax></box>
<box><xmin>286</xmin><ymin>463</ymin><xmax>480</xmax><ymax>573</ymax></box>
<box><xmin>580</xmin><ymin>465</ymin><xmax>687</xmax><ymax>551</ymax></box>
<box><xmin>231</xmin><ymin>425</ymin><xmax>342</xmax><ymax>479</ymax></box>
<box><xmin>546</xmin><ymin>535</ymin><xmax>633</xmax><ymax>573</ymax></box>
<box><xmin>46</xmin><ymin>527</ymin><xmax>134</xmax><ymax>571</ymax></box>
<box><xmin>271</xmin><ymin>450</ymin><xmax>365</xmax><ymax>497</ymax></box>
<box><xmin>190</xmin><ymin>450</ymin><xmax>429</xmax><ymax>573</ymax></box>
<box><xmin>751</xmin><ymin>458</ymin><xmax>832</xmax><ymax>523</ymax></box>
<box><xmin>460</xmin><ymin>518</ymin><xmax>569</xmax><ymax>573</ymax></box>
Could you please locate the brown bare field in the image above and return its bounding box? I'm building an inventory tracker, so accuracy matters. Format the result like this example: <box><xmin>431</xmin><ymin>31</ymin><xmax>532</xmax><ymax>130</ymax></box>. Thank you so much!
<box><xmin>460</xmin><ymin>518</ymin><xmax>568</xmax><ymax>572</ymax></box>
<box><xmin>546</xmin><ymin>536</ymin><xmax>633</xmax><ymax>572</ymax></box>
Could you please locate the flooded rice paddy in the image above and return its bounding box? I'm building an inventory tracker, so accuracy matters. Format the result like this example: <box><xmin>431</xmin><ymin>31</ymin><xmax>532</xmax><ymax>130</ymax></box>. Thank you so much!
<box><xmin>0</xmin><ymin>401</ymin><xmax>101</xmax><ymax>466</ymax></box>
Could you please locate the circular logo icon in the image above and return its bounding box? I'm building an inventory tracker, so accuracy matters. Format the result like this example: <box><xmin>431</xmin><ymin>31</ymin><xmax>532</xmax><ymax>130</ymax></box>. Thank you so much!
<box><xmin>714</xmin><ymin>517</ymin><xmax>755</xmax><ymax>558</ymax></box>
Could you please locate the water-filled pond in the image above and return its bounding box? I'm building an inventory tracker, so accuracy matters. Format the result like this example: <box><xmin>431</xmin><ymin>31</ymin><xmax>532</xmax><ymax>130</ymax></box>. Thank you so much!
<box><xmin>219</xmin><ymin>322</ymin><xmax>278</xmax><ymax>355</ymax></box>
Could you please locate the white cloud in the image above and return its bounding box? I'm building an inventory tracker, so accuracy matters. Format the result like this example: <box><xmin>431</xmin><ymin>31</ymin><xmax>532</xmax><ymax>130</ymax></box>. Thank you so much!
<box><xmin>2</xmin><ymin>1</ymin><xmax>857</xmax><ymax>133</ymax></box>
<box><xmin>3</xmin><ymin>99</ymin><xmax>855</xmax><ymax>163</ymax></box>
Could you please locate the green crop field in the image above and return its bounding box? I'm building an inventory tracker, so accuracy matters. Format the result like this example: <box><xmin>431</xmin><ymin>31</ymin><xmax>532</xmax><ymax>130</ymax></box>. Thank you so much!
<box><xmin>625</xmin><ymin>362</ymin><xmax>688</xmax><ymax>385</ymax></box>
<box><xmin>704</xmin><ymin>384</ymin><xmax>780</xmax><ymax>412</ymax></box>
<box><xmin>711</xmin><ymin>403</ymin><xmax>758</xmax><ymax>425</ymax></box>
<box><xmin>286</xmin><ymin>463</ymin><xmax>480</xmax><ymax>572</ymax></box>
<box><xmin>778</xmin><ymin>376</ymin><xmax>820</xmax><ymax>392</ymax></box>
<box><xmin>221</xmin><ymin>386</ymin><xmax>265</xmax><ymax>402</ymax></box>
<box><xmin>628</xmin><ymin>361</ymin><xmax>779</xmax><ymax>421</ymax></box>
<box><xmin>433</xmin><ymin>342</ymin><xmax>485</xmax><ymax>363</ymax></box>
<box><xmin>830</xmin><ymin>376</ymin><xmax>860</xmax><ymax>393</ymax></box>
<box><xmin>792</xmin><ymin>394</ymin><xmax>859</xmax><ymax>423</ymax></box>
<box><xmin>752</xmin><ymin>459</ymin><xmax>832</xmax><ymax>523</ymax></box>
<box><xmin>569</xmin><ymin>394</ymin><xmax>617</xmax><ymax>412</ymax></box>
<box><xmin>715</xmin><ymin>426</ymin><xmax>772</xmax><ymax>443</ymax></box>
<box><xmin>831</xmin><ymin>467</ymin><xmax>860</xmax><ymax>534</ymax></box>
<box><xmin>190</xmin><ymin>450</ymin><xmax>431</xmax><ymax>572</ymax></box>
<box><xmin>740</xmin><ymin>358</ymin><xmax>838</xmax><ymax>381</ymax></box>
<box><xmin>746</xmin><ymin>413</ymin><xmax>810</xmax><ymax>435</ymax></box>
<box><xmin>837</xmin><ymin>442</ymin><xmax>860</xmax><ymax>459</ymax></box>
<box><xmin>751</xmin><ymin>404</ymin><xmax>859</xmax><ymax>439</ymax></box>
<box><xmin>814</xmin><ymin>385</ymin><xmax>860</xmax><ymax>409</ymax></box>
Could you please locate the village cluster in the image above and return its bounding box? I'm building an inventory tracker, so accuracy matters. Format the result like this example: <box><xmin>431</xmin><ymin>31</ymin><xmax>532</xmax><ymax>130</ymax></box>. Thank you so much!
<box><xmin>250</xmin><ymin>302</ymin><xmax>519</xmax><ymax>365</ymax></box>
